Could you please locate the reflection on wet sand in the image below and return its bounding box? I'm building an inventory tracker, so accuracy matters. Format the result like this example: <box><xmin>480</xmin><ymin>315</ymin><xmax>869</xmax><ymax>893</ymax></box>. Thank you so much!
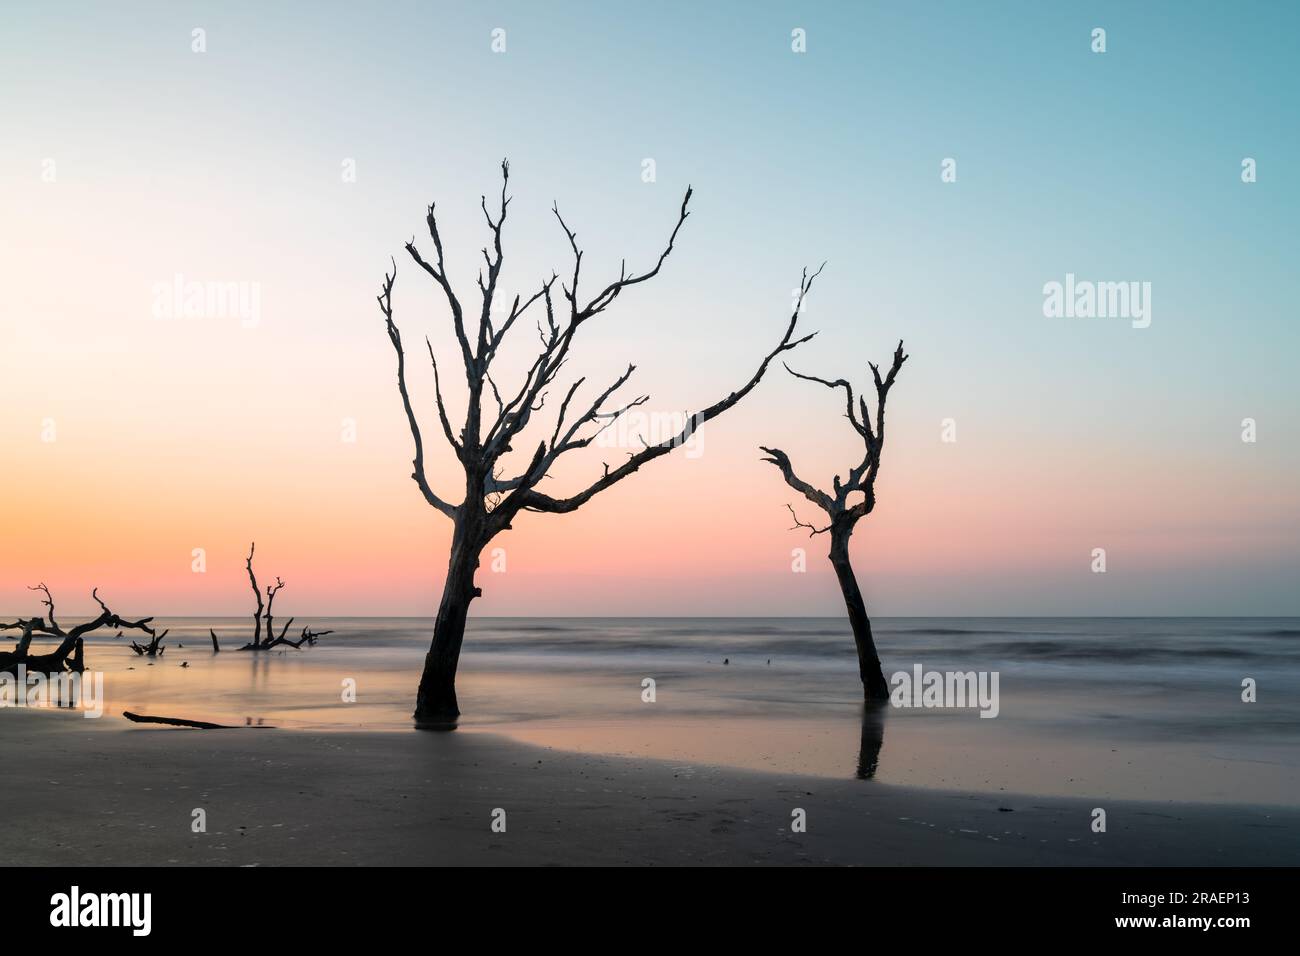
<box><xmin>13</xmin><ymin>616</ymin><xmax>1300</xmax><ymax>805</ymax></box>
<box><xmin>857</xmin><ymin>703</ymin><xmax>887</xmax><ymax>780</ymax></box>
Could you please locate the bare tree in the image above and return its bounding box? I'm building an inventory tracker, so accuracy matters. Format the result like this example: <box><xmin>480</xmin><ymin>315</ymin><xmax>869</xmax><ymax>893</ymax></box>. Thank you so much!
<box><xmin>760</xmin><ymin>340</ymin><xmax>908</xmax><ymax>701</ymax></box>
<box><xmin>377</xmin><ymin>160</ymin><xmax>817</xmax><ymax>726</ymax></box>
<box><xmin>1</xmin><ymin>584</ymin><xmax>158</xmax><ymax>674</ymax></box>
<box><xmin>128</xmin><ymin>626</ymin><xmax>169</xmax><ymax>658</ymax></box>
<box><xmin>209</xmin><ymin>543</ymin><xmax>332</xmax><ymax>652</ymax></box>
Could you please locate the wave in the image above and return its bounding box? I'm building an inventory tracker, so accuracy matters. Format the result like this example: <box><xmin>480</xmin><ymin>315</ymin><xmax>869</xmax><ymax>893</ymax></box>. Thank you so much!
<box><xmin>974</xmin><ymin>640</ymin><xmax>1267</xmax><ymax>663</ymax></box>
<box><xmin>888</xmin><ymin>627</ymin><xmax>1012</xmax><ymax>636</ymax></box>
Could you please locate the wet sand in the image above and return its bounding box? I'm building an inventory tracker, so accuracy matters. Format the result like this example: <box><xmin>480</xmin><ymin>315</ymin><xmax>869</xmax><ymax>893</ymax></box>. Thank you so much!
<box><xmin>5</xmin><ymin>709</ymin><xmax>1296</xmax><ymax>866</ymax></box>
<box><xmin>14</xmin><ymin>617</ymin><xmax>1300</xmax><ymax>807</ymax></box>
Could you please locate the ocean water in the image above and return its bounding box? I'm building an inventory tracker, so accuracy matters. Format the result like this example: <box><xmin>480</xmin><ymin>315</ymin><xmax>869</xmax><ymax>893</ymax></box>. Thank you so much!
<box><xmin>7</xmin><ymin>617</ymin><xmax>1299</xmax><ymax>805</ymax></box>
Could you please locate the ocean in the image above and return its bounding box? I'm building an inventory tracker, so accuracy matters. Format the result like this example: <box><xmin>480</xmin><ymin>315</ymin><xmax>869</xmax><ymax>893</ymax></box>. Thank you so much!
<box><xmin>8</xmin><ymin>616</ymin><xmax>1299</xmax><ymax>805</ymax></box>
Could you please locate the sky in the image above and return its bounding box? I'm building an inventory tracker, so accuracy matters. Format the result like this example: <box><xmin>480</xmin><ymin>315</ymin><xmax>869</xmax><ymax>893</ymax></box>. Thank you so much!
<box><xmin>1</xmin><ymin>1</ymin><xmax>1297</xmax><ymax>617</ymax></box>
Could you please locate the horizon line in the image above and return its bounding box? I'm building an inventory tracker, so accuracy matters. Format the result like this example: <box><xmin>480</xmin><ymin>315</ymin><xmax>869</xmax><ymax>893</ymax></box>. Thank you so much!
<box><xmin>10</xmin><ymin>613</ymin><xmax>1296</xmax><ymax>621</ymax></box>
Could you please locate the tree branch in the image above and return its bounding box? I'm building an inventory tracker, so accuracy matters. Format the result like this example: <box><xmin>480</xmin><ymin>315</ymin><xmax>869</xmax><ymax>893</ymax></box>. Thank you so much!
<box><xmin>425</xmin><ymin>337</ymin><xmax>464</xmax><ymax>456</ymax></box>
<box><xmin>27</xmin><ymin>583</ymin><xmax>58</xmax><ymax>633</ymax></box>
<box><xmin>484</xmin><ymin>193</ymin><xmax>693</xmax><ymax>464</ymax></box>
<box><xmin>762</xmin><ymin>339</ymin><xmax>908</xmax><ymax>531</ymax></box>
<box><xmin>782</xmin><ymin>364</ymin><xmax>866</xmax><ymax>437</ymax></box>
<box><xmin>759</xmin><ymin>446</ymin><xmax>835</xmax><ymax>514</ymax></box>
<box><xmin>405</xmin><ymin>208</ymin><xmax>474</xmax><ymax>376</ymax></box>
<box><xmin>785</xmin><ymin>503</ymin><xmax>832</xmax><ymax>537</ymax></box>
<box><xmin>376</xmin><ymin>261</ymin><xmax>458</xmax><ymax>520</ymax></box>
<box><xmin>501</xmin><ymin>266</ymin><xmax>821</xmax><ymax>519</ymax></box>
<box><xmin>476</xmin><ymin>159</ymin><xmax>511</xmax><ymax>363</ymax></box>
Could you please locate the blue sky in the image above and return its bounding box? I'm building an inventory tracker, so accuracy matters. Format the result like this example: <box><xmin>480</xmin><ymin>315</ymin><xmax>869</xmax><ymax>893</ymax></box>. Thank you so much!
<box><xmin>1</xmin><ymin>1</ymin><xmax>1297</xmax><ymax>615</ymax></box>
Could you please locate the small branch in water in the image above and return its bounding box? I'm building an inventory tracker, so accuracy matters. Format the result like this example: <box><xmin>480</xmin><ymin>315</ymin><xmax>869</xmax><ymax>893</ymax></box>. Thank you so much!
<box><xmin>130</xmin><ymin>627</ymin><xmax>169</xmax><ymax>657</ymax></box>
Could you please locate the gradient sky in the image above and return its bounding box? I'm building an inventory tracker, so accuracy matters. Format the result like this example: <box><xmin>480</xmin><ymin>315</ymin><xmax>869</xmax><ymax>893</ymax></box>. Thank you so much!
<box><xmin>2</xmin><ymin>1</ymin><xmax>1297</xmax><ymax>617</ymax></box>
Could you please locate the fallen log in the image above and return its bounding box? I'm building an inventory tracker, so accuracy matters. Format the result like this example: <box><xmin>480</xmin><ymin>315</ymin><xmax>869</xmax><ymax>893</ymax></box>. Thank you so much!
<box><xmin>122</xmin><ymin>711</ymin><xmax>274</xmax><ymax>729</ymax></box>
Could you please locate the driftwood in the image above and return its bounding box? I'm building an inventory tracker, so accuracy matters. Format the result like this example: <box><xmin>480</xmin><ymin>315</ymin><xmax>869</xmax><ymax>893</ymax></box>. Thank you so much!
<box><xmin>208</xmin><ymin>543</ymin><xmax>331</xmax><ymax>652</ymax></box>
<box><xmin>129</xmin><ymin>627</ymin><xmax>168</xmax><ymax>657</ymax></box>
<box><xmin>761</xmin><ymin>340</ymin><xmax>909</xmax><ymax>701</ymax></box>
<box><xmin>298</xmin><ymin>626</ymin><xmax>333</xmax><ymax>646</ymax></box>
<box><xmin>2</xmin><ymin>584</ymin><xmax>157</xmax><ymax>675</ymax></box>
<box><xmin>122</xmin><ymin>711</ymin><xmax>274</xmax><ymax>729</ymax></box>
<box><xmin>376</xmin><ymin>159</ymin><xmax>817</xmax><ymax>725</ymax></box>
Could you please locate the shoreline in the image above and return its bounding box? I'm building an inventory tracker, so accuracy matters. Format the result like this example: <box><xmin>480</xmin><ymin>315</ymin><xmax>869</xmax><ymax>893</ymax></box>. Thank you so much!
<box><xmin>8</xmin><ymin>622</ymin><xmax>1300</xmax><ymax>806</ymax></box>
<box><xmin>4</xmin><ymin>710</ymin><xmax>1296</xmax><ymax>866</ymax></box>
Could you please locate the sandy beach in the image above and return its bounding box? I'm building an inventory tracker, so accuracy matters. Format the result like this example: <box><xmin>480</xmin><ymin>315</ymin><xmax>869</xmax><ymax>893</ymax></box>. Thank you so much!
<box><xmin>5</xmin><ymin>708</ymin><xmax>1296</xmax><ymax>867</ymax></box>
<box><xmin>7</xmin><ymin>617</ymin><xmax>1299</xmax><ymax>866</ymax></box>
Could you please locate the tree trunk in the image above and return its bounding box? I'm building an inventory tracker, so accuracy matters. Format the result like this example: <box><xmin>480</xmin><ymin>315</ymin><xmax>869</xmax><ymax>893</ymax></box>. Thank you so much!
<box><xmin>830</xmin><ymin>535</ymin><xmax>890</xmax><ymax>702</ymax></box>
<box><xmin>414</xmin><ymin>531</ymin><xmax>482</xmax><ymax>728</ymax></box>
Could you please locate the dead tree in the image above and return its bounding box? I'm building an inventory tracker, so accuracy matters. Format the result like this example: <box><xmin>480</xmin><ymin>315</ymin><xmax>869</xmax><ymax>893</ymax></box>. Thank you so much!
<box><xmin>1</xmin><ymin>584</ymin><xmax>159</xmax><ymax>675</ymax></box>
<box><xmin>377</xmin><ymin>160</ymin><xmax>816</xmax><ymax>726</ymax></box>
<box><xmin>243</xmin><ymin>542</ymin><xmax>265</xmax><ymax>647</ymax></box>
<box><xmin>129</xmin><ymin>627</ymin><xmax>169</xmax><ymax>658</ymax></box>
<box><xmin>760</xmin><ymin>340</ymin><xmax>908</xmax><ymax>702</ymax></box>
<box><xmin>209</xmin><ymin>543</ymin><xmax>331</xmax><ymax>651</ymax></box>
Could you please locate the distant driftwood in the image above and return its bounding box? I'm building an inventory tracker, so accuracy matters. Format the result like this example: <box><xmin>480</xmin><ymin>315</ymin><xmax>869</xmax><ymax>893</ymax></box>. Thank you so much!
<box><xmin>129</xmin><ymin>627</ymin><xmax>169</xmax><ymax>658</ymax></box>
<box><xmin>209</xmin><ymin>543</ymin><xmax>333</xmax><ymax>652</ymax></box>
<box><xmin>1</xmin><ymin>584</ymin><xmax>157</xmax><ymax>675</ymax></box>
